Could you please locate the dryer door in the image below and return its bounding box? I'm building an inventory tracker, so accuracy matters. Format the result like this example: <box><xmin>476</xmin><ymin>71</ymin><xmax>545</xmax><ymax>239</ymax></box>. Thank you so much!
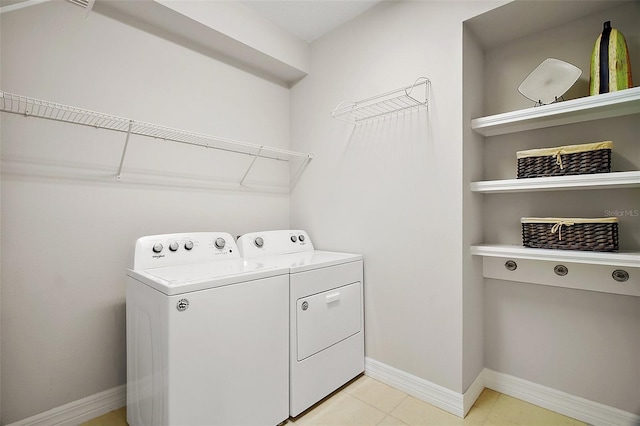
<box><xmin>296</xmin><ymin>281</ymin><xmax>362</xmax><ymax>361</ymax></box>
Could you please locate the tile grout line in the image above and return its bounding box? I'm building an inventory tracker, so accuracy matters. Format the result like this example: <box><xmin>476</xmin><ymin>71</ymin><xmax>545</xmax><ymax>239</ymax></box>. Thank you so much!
<box><xmin>344</xmin><ymin>380</ymin><xmax>411</xmax><ymax>418</ymax></box>
<box><xmin>375</xmin><ymin>413</ymin><xmax>409</xmax><ymax>426</ymax></box>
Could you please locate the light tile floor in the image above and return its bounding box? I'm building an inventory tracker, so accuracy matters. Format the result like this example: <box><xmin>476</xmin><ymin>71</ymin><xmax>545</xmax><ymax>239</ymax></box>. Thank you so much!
<box><xmin>82</xmin><ymin>375</ymin><xmax>586</xmax><ymax>426</ymax></box>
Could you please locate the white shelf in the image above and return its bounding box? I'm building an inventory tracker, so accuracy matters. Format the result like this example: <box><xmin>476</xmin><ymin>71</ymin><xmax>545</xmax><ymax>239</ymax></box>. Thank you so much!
<box><xmin>470</xmin><ymin>244</ymin><xmax>640</xmax><ymax>268</ymax></box>
<box><xmin>331</xmin><ymin>77</ymin><xmax>429</xmax><ymax>124</ymax></box>
<box><xmin>0</xmin><ymin>91</ymin><xmax>312</xmax><ymax>183</ymax></box>
<box><xmin>471</xmin><ymin>86</ymin><xmax>640</xmax><ymax>136</ymax></box>
<box><xmin>470</xmin><ymin>171</ymin><xmax>640</xmax><ymax>193</ymax></box>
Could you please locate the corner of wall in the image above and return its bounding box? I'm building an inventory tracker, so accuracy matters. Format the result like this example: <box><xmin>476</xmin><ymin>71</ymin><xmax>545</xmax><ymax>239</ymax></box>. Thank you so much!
<box><xmin>461</xmin><ymin>22</ymin><xmax>486</xmax><ymax>393</ymax></box>
<box><xmin>1</xmin><ymin>8</ymin><xmax>4</xmax><ymax>422</ymax></box>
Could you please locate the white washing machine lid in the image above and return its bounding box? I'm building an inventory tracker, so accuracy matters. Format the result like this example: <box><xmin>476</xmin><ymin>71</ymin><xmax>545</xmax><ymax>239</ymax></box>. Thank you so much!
<box><xmin>250</xmin><ymin>250</ymin><xmax>363</xmax><ymax>273</ymax></box>
<box><xmin>127</xmin><ymin>259</ymin><xmax>286</xmax><ymax>295</ymax></box>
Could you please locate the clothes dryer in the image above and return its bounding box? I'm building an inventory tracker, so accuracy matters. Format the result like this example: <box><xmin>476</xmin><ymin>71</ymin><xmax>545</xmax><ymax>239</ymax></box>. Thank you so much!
<box><xmin>237</xmin><ymin>230</ymin><xmax>364</xmax><ymax>417</ymax></box>
<box><xmin>126</xmin><ymin>232</ymin><xmax>289</xmax><ymax>426</ymax></box>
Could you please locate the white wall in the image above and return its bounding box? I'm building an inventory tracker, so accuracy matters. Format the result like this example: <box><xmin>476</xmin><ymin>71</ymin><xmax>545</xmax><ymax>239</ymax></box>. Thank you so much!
<box><xmin>462</xmin><ymin>23</ymin><xmax>487</xmax><ymax>393</ymax></box>
<box><xmin>4</xmin><ymin>0</ymin><xmax>635</xmax><ymax>423</ymax></box>
<box><xmin>0</xmin><ymin>1</ymin><xmax>291</xmax><ymax>423</ymax></box>
<box><xmin>0</xmin><ymin>6</ymin><xmax>3</xmax><ymax>424</ymax></box>
<box><xmin>484</xmin><ymin>280</ymin><xmax>640</xmax><ymax>414</ymax></box>
<box><xmin>289</xmin><ymin>0</ymin><xmax>503</xmax><ymax>394</ymax></box>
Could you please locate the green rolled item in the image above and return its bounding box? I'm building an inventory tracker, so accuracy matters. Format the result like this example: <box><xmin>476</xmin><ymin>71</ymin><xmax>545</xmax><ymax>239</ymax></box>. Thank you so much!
<box><xmin>589</xmin><ymin>21</ymin><xmax>633</xmax><ymax>95</ymax></box>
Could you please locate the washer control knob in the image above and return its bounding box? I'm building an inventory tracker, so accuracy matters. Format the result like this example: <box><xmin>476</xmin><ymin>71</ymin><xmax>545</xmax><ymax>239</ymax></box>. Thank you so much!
<box><xmin>254</xmin><ymin>237</ymin><xmax>264</xmax><ymax>248</ymax></box>
<box><xmin>214</xmin><ymin>237</ymin><xmax>226</xmax><ymax>249</ymax></box>
<box><xmin>291</xmin><ymin>235</ymin><xmax>298</xmax><ymax>243</ymax></box>
<box><xmin>152</xmin><ymin>243</ymin><xmax>163</xmax><ymax>253</ymax></box>
<box><xmin>169</xmin><ymin>242</ymin><xmax>179</xmax><ymax>252</ymax></box>
<box><xmin>184</xmin><ymin>240</ymin><xmax>194</xmax><ymax>251</ymax></box>
<box><xmin>298</xmin><ymin>234</ymin><xmax>305</xmax><ymax>242</ymax></box>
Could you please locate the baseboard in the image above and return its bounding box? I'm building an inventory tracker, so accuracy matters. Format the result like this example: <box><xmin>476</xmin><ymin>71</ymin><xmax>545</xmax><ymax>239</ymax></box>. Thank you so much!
<box><xmin>8</xmin><ymin>367</ymin><xmax>638</xmax><ymax>426</ymax></box>
<box><xmin>6</xmin><ymin>384</ymin><xmax>126</xmax><ymax>426</ymax></box>
<box><xmin>365</xmin><ymin>358</ymin><xmax>640</xmax><ymax>425</ymax></box>
<box><xmin>365</xmin><ymin>357</ymin><xmax>479</xmax><ymax>418</ymax></box>
<box><xmin>483</xmin><ymin>368</ymin><xmax>640</xmax><ymax>426</ymax></box>
<box><xmin>462</xmin><ymin>369</ymin><xmax>486</xmax><ymax>416</ymax></box>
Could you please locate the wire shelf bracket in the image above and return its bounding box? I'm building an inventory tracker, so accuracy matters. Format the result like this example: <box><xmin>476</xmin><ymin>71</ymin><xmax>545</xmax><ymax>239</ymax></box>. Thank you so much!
<box><xmin>0</xmin><ymin>91</ymin><xmax>313</xmax><ymax>185</ymax></box>
<box><xmin>116</xmin><ymin>120</ymin><xmax>134</xmax><ymax>181</ymax></box>
<box><xmin>331</xmin><ymin>77</ymin><xmax>430</xmax><ymax>124</ymax></box>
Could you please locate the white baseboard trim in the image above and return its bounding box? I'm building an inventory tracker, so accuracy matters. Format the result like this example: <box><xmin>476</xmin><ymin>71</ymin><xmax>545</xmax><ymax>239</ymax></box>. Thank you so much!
<box><xmin>462</xmin><ymin>369</ymin><xmax>485</xmax><ymax>416</ymax></box>
<box><xmin>365</xmin><ymin>358</ymin><xmax>640</xmax><ymax>425</ymax></box>
<box><xmin>6</xmin><ymin>384</ymin><xmax>126</xmax><ymax>426</ymax></box>
<box><xmin>483</xmin><ymin>369</ymin><xmax>640</xmax><ymax>426</ymax></box>
<box><xmin>8</xmin><ymin>367</ymin><xmax>638</xmax><ymax>426</ymax></box>
<box><xmin>365</xmin><ymin>357</ymin><xmax>481</xmax><ymax>418</ymax></box>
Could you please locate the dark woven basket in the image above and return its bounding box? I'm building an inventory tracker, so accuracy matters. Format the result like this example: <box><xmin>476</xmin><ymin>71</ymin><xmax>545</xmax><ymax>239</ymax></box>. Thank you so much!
<box><xmin>522</xmin><ymin>221</ymin><xmax>618</xmax><ymax>252</ymax></box>
<box><xmin>517</xmin><ymin>148</ymin><xmax>611</xmax><ymax>178</ymax></box>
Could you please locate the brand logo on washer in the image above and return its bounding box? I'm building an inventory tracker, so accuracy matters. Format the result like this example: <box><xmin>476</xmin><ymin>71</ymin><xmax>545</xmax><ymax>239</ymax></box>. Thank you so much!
<box><xmin>176</xmin><ymin>299</ymin><xmax>189</xmax><ymax>312</ymax></box>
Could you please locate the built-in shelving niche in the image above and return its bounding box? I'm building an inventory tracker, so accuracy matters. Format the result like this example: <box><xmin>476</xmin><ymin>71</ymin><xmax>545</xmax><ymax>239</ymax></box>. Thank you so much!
<box><xmin>469</xmin><ymin>87</ymin><xmax>640</xmax><ymax>295</ymax></box>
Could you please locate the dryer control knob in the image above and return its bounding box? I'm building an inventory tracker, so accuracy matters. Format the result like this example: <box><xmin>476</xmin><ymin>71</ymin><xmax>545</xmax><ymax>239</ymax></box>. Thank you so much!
<box><xmin>169</xmin><ymin>242</ymin><xmax>179</xmax><ymax>252</ymax></box>
<box><xmin>184</xmin><ymin>241</ymin><xmax>194</xmax><ymax>250</ymax></box>
<box><xmin>298</xmin><ymin>234</ymin><xmax>305</xmax><ymax>242</ymax></box>
<box><xmin>214</xmin><ymin>237</ymin><xmax>226</xmax><ymax>249</ymax></box>
<box><xmin>152</xmin><ymin>243</ymin><xmax>163</xmax><ymax>253</ymax></box>
<box><xmin>254</xmin><ymin>237</ymin><xmax>264</xmax><ymax>248</ymax></box>
<box><xmin>290</xmin><ymin>235</ymin><xmax>298</xmax><ymax>242</ymax></box>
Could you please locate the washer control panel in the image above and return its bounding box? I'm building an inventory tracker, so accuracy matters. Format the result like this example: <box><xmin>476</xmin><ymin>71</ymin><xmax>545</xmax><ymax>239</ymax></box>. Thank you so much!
<box><xmin>132</xmin><ymin>232</ymin><xmax>239</xmax><ymax>270</ymax></box>
<box><xmin>237</xmin><ymin>230</ymin><xmax>314</xmax><ymax>259</ymax></box>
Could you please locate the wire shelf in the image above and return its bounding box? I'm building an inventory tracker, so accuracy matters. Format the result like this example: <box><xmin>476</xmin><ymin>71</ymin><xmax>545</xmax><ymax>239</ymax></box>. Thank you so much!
<box><xmin>331</xmin><ymin>77</ymin><xmax>430</xmax><ymax>124</ymax></box>
<box><xmin>0</xmin><ymin>91</ymin><xmax>313</xmax><ymax>183</ymax></box>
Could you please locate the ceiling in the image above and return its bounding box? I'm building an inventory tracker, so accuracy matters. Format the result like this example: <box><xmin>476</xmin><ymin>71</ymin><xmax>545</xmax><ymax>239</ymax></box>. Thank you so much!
<box><xmin>0</xmin><ymin>0</ymin><xmax>384</xmax><ymax>43</ymax></box>
<box><xmin>240</xmin><ymin>0</ymin><xmax>384</xmax><ymax>43</ymax></box>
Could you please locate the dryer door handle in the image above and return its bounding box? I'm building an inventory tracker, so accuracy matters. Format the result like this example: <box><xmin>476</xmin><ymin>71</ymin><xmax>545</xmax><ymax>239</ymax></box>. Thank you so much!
<box><xmin>325</xmin><ymin>292</ymin><xmax>341</xmax><ymax>304</ymax></box>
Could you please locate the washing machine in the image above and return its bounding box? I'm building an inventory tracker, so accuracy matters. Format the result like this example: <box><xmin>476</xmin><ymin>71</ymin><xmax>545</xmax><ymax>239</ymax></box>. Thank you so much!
<box><xmin>126</xmin><ymin>232</ymin><xmax>289</xmax><ymax>426</ymax></box>
<box><xmin>237</xmin><ymin>230</ymin><xmax>364</xmax><ymax>417</ymax></box>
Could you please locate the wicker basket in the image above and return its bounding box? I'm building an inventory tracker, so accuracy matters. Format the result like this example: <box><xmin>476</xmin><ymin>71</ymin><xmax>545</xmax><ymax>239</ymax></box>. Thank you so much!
<box><xmin>521</xmin><ymin>217</ymin><xmax>619</xmax><ymax>252</ymax></box>
<box><xmin>517</xmin><ymin>141</ymin><xmax>612</xmax><ymax>178</ymax></box>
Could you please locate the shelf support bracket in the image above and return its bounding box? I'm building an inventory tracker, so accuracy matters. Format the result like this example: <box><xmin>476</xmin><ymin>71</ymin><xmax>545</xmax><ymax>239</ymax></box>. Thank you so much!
<box><xmin>290</xmin><ymin>155</ymin><xmax>313</xmax><ymax>192</ymax></box>
<box><xmin>86</xmin><ymin>0</ymin><xmax>95</xmax><ymax>18</ymax></box>
<box><xmin>116</xmin><ymin>120</ymin><xmax>134</xmax><ymax>181</ymax></box>
<box><xmin>239</xmin><ymin>147</ymin><xmax>263</xmax><ymax>186</ymax></box>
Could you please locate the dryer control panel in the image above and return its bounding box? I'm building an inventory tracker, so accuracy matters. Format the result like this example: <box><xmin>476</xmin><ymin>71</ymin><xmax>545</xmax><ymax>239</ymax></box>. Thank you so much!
<box><xmin>238</xmin><ymin>230</ymin><xmax>314</xmax><ymax>259</ymax></box>
<box><xmin>132</xmin><ymin>232</ymin><xmax>240</xmax><ymax>270</ymax></box>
